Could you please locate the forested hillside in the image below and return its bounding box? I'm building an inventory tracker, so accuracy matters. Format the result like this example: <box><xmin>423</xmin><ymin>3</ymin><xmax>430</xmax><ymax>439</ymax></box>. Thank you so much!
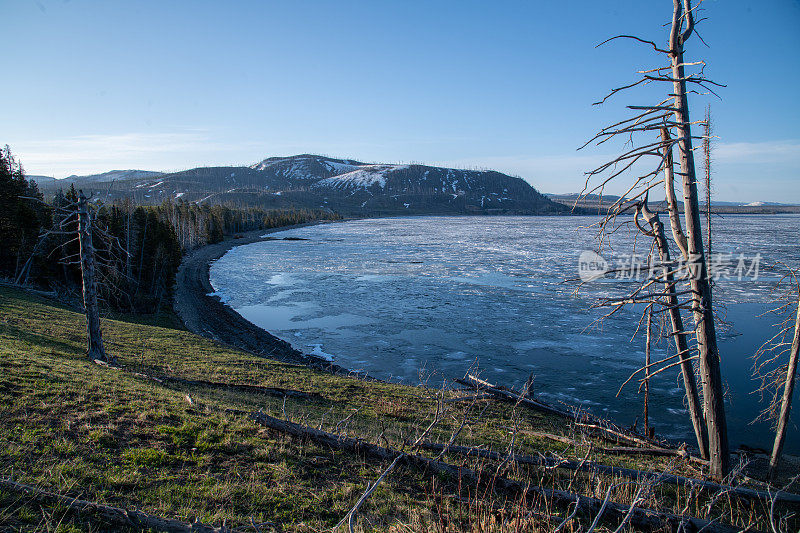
<box><xmin>34</xmin><ymin>154</ymin><xmax>568</xmax><ymax>216</ymax></box>
<box><xmin>1</xmin><ymin>147</ymin><xmax>338</xmax><ymax>313</ymax></box>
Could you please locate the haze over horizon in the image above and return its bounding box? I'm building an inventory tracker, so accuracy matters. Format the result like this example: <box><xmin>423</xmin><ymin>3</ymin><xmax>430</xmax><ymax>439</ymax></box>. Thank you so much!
<box><xmin>4</xmin><ymin>0</ymin><xmax>799</xmax><ymax>203</ymax></box>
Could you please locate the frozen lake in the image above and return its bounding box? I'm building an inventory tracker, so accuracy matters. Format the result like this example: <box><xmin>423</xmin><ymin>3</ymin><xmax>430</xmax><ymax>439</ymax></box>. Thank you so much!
<box><xmin>210</xmin><ymin>215</ymin><xmax>800</xmax><ymax>453</ymax></box>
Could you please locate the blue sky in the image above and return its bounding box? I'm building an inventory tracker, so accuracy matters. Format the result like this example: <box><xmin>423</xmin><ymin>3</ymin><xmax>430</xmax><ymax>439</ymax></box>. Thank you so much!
<box><xmin>3</xmin><ymin>0</ymin><xmax>799</xmax><ymax>202</ymax></box>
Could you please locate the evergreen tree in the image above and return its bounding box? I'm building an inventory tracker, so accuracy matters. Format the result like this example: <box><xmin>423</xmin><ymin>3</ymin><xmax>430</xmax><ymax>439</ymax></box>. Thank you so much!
<box><xmin>0</xmin><ymin>145</ymin><xmax>48</xmax><ymax>280</ymax></box>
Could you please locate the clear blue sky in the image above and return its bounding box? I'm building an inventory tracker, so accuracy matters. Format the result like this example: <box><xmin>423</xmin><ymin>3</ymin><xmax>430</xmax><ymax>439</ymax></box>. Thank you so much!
<box><xmin>3</xmin><ymin>0</ymin><xmax>799</xmax><ymax>202</ymax></box>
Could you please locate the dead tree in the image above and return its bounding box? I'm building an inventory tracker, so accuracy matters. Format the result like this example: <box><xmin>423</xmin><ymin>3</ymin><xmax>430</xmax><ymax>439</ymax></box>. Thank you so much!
<box><xmin>669</xmin><ymin>0</ymin><xmax>729</xmax><ymax>479</ymax></box>
<box><xmin>753</xmin><ymin>270</ymin><xmax>800</xmax><ymax>479</ymax></box>
<box><xmin>703</xmin><ymin>105</ymin><xmax>713</xmax><ymax>259</ymax></box>
<box><xmin>78</xmin><ymin>191</ymin><xmax>107</xmax><ymax>362</ymax></box>
<box><xmin>642</xmin><ymin>307</ymin><xmax>652</xmax><ymax>437</ymax></box>
<box><xmin>636</xmin><ymin>193</ymin><xmax>709</xmax><ymax>459</ymax></box>
<box><xmin>17</xmin><ymin>191</ymin><xmax>125</xmax><ymax>364</ymax></box>
<box><xmin>771</xmin><ymin>295</ymin><xmax>800</xmax><ymax>476</ymax></box>
<box><xmin>580</xmin><ymin>0</ymin><xmax>729</xmax><ymax>478</ymax></box>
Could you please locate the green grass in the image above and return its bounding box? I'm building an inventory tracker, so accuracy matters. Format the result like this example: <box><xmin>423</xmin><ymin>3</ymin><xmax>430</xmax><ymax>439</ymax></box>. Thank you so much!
<box><xmin>0</xmin><ymin>286</ymin><xmax>786</xmax><ymax>532</ymax></box>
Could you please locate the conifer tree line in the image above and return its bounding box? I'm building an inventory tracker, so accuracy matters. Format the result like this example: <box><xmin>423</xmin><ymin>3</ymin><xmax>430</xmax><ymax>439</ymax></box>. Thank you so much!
<box><xmin>0</xmin><ymin>146</ymin><xmax>339</xmax><ymax>313</ymax></box>
<box><xmin>0</xmin><ymin>146</ymin><xmax>50</xmax><ymax>278</ymax></box>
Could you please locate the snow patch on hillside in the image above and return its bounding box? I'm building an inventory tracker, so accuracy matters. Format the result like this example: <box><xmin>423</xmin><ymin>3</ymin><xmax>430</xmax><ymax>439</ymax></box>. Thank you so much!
<box><xmin>324</xmin><ymin>160</ymin><xmax>361</xmax><ymax>174</ymax></box>
<box><xmin>313</xmin><ymin>165</ymin><xmax>408</xmax><ymax>190</ymax></box>
<box><xmin>251</xmin><ymin>155</ymin><xmax>362</xmax><ymax>179</ymax></box>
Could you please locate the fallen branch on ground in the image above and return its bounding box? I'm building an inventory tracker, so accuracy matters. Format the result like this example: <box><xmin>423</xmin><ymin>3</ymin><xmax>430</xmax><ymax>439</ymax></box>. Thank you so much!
<box><xmin>133</xmin><ymin>371</ymin><xmax>322</xmax><ymax>400</ymax></box>
<box><xmin>335</xmin><ymin>453</ymin><xmax>404</xmax><ymax>532</ymax></box>
<box><xmin>455</xmin><ymin>376</ymin><xmax>574</xmax><ymax>419</ymax></box>
<box><xmin>416</xmin><ymin>441</ymin><xmax>800</xmax><ymax>505</ymax></box>
<box><xmin>576</xmin><ymin>422</ymin><xmax>666</xmax><ymax>449</ymax></box>
<box><xmin>458</xmin><ymin>375</ymin><xmax>670</xmax><ymax>450</ymax></box>
<box><xmin>250</xmin><ymin>410</ymin><xmax>749</xmax><ymax>532</ymax></box>
<box><xmin>0</xmin><ymin>478</ymin><xmax>235</xmax><ymax>532</ymax></box>
<box><xmin>524</xmin><ymin>430</ymin><xmax>706</xmax><ymax>466</ymax></box>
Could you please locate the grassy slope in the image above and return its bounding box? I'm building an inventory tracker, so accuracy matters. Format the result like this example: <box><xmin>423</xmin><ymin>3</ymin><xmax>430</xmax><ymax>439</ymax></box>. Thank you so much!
<box><xmin>0</xmin><ymin>286</ymin><xmax>776</xmax><ymax>532</ymax></box>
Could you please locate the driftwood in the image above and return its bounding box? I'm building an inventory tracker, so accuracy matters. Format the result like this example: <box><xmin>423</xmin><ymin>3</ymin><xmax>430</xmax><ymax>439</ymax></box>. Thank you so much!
<box><xmin>0</xmin><ymin>478</ymin><xmax>233</xmax><ymax>532</ymax></box>
<box><xmin>336</xmin><ymin>453</ymin><xmax>404</xmax><ymax>532</ymax></box>
<box><xmin>251</xmin><ymin>410</ymin><xmax>749</xmax><ymax>532</ymax></box>
<box><xmin>417</xmin><ymin>441</ymin><xmax>800</xmax><ymax>505</ymax></box>
<box><xmin>593</xmin><ymin>445</ymin><xmax>706</xmax><ymax>467</ymax></box>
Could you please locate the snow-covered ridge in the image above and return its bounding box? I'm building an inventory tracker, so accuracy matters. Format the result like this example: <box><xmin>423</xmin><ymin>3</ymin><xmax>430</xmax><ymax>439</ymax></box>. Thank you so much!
<box><xmin>323</xmin><ymin>160</ymin><xmax>363</xmax><ymax>175</ymax></box>
<box><xmin>313</xmin><ymin>165</ymin><xmax>408</xmax><ymax>190</ymax></box>
<box><xmin>248</xmin><ymin>155</ymin><xmax>500</xmax><ymax>191</ymax></box>
<box><xmin>65</xmin><ymin>169</ymin><xmax>163</xmax><ymax>184</ymax></box>
<box><xmin>250</xmin><ymin>154</ymin><xmax>363</xmax><ymax>178</ymax></box>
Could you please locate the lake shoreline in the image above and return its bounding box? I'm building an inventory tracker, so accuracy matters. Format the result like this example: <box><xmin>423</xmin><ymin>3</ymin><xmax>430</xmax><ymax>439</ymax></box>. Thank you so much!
<box><xmin>173</xmin><ymin>219</ymin><xmax>377</xmax><ymax>378</ymax></box>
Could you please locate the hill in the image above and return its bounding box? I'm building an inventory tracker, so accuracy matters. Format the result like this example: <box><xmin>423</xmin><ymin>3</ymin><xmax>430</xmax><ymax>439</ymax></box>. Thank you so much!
<box><xmin>27</xmin><ymin>175</ymin><xmax>57</xmax><ymax>185</ymax></box>
<box><xmin>64</xmin><ymin>169</ymin><xmax>164</xmax><ymax>184</ymax></box>
<box><xmin>35</xmin><ymin>154</ymin><xmax>568</xmax><ymax>216</ymax></box>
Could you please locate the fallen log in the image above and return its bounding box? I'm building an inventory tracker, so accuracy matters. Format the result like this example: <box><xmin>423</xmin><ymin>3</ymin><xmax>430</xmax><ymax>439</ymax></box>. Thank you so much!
<box><xmin>443</xmin><ymin>393</ymin><xmax>493</xmax><ymax>403</ymax></box>
<box><xmin>134</xmin><ymin>371</ymin><xmax>322</xmax><ymax>401</ymax></box>
<box><xmin>591</xmin><ymin>444</ymin><xmax>708</xmax><ymax>466</ymax></box>
<box><xmin>417</xmin><ymin>441</ymin><xmax>800</xmax><ymax>505</ymax></box>
<box><xmin>522</xmin><ymin>430</ymin><xmax>707</xmax><ymax>466</ymax></box>
<box><xmin>455</xmin><ymin>376</ymin><xmax>574</xmax><ymax>419</ymax></box>
<box><xmin>0</xmin><ymin>478</ymin><xmax>233</xmax><ymax>532</ymax></box>
<box><xmin>576</xmin><ymin>422</ymin><xmax>665</xmax><ymax>449</ymax></box>
<box><xmin>250</xmin><ymin>411</ymin><xmax>749</xmax><ymax>532</ymax></box>
<box><xmin>459</xmin><ymin>375</ymin><xmax>670</xmax><ymax>450</ymax></box>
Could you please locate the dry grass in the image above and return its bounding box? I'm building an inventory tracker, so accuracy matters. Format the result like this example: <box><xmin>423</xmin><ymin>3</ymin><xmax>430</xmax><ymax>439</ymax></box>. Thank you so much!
<box><xmin>0</xmin><ymin>286</ymin><xmax>795</xmax><ymax>531</ymax></box>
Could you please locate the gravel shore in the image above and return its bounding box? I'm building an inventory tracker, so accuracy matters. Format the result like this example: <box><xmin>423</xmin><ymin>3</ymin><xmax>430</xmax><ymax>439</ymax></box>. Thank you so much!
<box><xmin>173</xmin><ymin>222</ymin><xmax>351</xmax><ymax>373</ymax></box>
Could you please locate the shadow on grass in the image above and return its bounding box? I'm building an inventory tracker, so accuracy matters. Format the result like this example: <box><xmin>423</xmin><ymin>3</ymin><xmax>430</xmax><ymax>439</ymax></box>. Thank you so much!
<box><xmin>0</xmin><ymin>323</ymin><xmax>84</xmax><ymax>357</ymax></box>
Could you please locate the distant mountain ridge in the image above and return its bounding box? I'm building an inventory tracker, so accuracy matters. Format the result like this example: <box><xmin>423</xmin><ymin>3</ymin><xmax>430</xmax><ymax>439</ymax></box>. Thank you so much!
<box><xmin>27</xmin><ymin>175</ymin><xmax>57</xmax><ymax>185</ymax></box>
<box><xmin>35</xmin><ymin>154</ymin><xmax>568</xmax><ymax>216</ymax></box>
<box><xmin>30</xmin><ymin>170</ymin><xmax>163</xmax><ymax>188</ymax></box>
<box><xmin>65</xmin><ymin>169</ymin><xmax>164</xmax><ymax>184</ymax></box>
<box><xmin>544</xmin><ymin>193</ymin><xmax>800</xmax><ymax>214</ymax></box>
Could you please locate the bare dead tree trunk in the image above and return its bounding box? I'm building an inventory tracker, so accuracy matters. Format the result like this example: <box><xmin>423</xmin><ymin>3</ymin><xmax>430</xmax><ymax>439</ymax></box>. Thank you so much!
<box><xmin>643</xmin><ymin>307</ymin><xmax>652</xmax><ymax>438</ymax></box>
<box><xmin>769</xmin><ymin>295</ymin><xmax>800</xmax><ymax>478</ymax></box>
<box><xmin>638</xmin><ymin>194</ymin><xmax>709</xmax><ymax>459</ymax></box>
<box><xmin>704</xmin><ymin>105</ymin><xmax>713</xmax><ymax>260</ymax></box>
<box><xmin>669</xmin><ymin>0</ymin><xmax>729</xmax><ymax>479</ymax></box>
<box><xmin>580</xmin><ymin>0</ymin><xmax>727</xmax><ymax>476</ymax></box>
<box><xmin>125</xmin><ymin>201</ymin><xmax>132</xmax><ymax>280</ymax></box>
<box><xmin>664</xmin><ymin>133</ymin><xmax>689</xmax><ymax>260</ymax></box>
<box><xmin>78</xmin><ymin>191</ymin><xmax>107</xmax><ymax>362</ymax></box>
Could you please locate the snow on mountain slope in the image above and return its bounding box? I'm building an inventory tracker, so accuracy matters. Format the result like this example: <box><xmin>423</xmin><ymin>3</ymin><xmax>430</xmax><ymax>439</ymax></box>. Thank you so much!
<box><xmin>65</xmin><ymin>170</ymin><xmax>163</xmax><ymax>183</ymax></box>
<box><xmin>323</xmin><ymin>160</ymin><xmax>363</xmax><ymax>174</ymax></box>
<box><xmin>313</xmin><ymin>165</ymin><xmax>407</xmax><ymax>190</ymax></box>
<box><xmin>251</xmin><ymin>154</ymin><xmax>363</xmax><ymax>179</ymax></box>
<box><xmin>37</xmin><ymin>155</ymin><xmax>568</xmax><ymax>214</ymax></box>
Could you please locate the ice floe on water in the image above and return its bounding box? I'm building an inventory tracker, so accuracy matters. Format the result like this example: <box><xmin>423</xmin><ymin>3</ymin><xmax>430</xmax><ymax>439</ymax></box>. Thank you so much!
<box><xmin>210</xmin><ymin>215</ymin><xmax>800</xmax><ymax>452</ymax></box>
<box><xmin>307</xmin><ymin>343</ymin><xmax>335</xmax><ymax>361</ymax></box>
